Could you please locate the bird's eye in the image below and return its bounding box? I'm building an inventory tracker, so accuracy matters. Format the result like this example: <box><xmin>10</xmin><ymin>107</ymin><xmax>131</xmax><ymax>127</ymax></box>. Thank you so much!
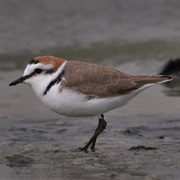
<box><xmin>34</xmin><ymin>68</ymin><xmax>43</xmax><ymax>74</ymax></box>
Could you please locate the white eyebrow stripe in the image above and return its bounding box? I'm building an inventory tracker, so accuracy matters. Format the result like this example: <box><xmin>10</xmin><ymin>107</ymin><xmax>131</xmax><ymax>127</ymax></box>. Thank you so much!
<box><xmin>23</xmin><ymin>64</ymin><xmax>53</xmax><ymax>76</ymax></box>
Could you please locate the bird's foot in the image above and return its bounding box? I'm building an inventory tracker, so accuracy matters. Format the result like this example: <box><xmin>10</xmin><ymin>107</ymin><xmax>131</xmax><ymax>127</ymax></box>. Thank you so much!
<box><xmin>78</xmin><ymin>147</ymin><xmax>88</xmax><ymax>153</ymax></box>
<box><xmin>78</xmin><ymin>147</ymin><xmax>96</xmax><ymax>152</ymax></box>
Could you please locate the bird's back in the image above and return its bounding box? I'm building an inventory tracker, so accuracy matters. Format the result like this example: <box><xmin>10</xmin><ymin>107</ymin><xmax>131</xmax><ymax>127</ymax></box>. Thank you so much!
<box><xmin>61</xmin><ymin>61</ymin><xmax>172</xmax><ymax>99</ymax></box>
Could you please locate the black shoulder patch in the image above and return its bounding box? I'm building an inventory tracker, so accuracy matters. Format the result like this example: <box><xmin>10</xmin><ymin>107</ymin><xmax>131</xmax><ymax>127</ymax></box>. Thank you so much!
<box><xmin>29</xmin><ymin>59</ymin><xmax>39</xmax><ymax>65</ymax></box>
<box><xmin>43</xmin><ymin>70</ymin><xmax>64</xmax><ymax>96</ymax></box>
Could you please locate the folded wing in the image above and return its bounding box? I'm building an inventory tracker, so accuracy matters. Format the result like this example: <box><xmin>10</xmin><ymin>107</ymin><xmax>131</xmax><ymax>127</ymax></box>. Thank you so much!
<box><xmin>61</xmin><ymin>61</ymin><xmax>172</xmax><ymax>99</ymax></box>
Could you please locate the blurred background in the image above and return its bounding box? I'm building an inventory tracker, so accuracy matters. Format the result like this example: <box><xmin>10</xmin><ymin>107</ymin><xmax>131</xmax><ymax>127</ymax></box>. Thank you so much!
<box><xmin>0</xmin><ymin>0</ymin><xmax>180</xmax><ymax>71</ymax></box>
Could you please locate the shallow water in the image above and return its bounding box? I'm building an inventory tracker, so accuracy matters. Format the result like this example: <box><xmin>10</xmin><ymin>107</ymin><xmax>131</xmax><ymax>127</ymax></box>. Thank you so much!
<box><xmin>1</xmin><ymin>1</ymin><xmax>180</xmax><ymax>179</ymax></box>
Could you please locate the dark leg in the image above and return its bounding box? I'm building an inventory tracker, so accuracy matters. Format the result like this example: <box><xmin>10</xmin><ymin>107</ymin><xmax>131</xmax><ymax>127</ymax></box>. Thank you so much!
<box><xmin>90</xmin><ymin>115</ymin><xmax>104</xmax><ymax>151</ymax></box>
<box><xmin>80</xmin><ymin>114</ymin><xmax>107</xmax><ymax>152</ymax></box>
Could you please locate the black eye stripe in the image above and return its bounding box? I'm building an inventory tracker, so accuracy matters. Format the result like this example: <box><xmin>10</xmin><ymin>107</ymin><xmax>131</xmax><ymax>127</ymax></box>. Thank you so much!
<box><xmin>33</xmin><ymin>68</ymin><xmax>54</xmax><ymax>74</ymax></box>
<box><xmin>45</xmin><ymin>69</ymin><xmax>54</xmax><ymax>74</ymax></box>
<box><xmin>15</xmin><ymin>67</ymin><xmax>52</xmax><ymax>83</ymax></box>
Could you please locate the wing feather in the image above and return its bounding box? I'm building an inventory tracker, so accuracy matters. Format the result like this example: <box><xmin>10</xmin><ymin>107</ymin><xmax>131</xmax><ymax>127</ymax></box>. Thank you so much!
<box><xmin>61</xmin><ymin>61</ymin><xmax>172</xmax><ymax>99</ymax></box>
<box><xmin>61</xmin><ymin>61</ymin><xmax>137</xmax><ymax>98</ymax></box>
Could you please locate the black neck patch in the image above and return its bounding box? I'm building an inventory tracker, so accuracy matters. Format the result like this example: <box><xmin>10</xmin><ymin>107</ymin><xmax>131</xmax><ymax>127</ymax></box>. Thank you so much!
<box><xmin>29</xmin><ymin>59</ymin><xmax>39</xmax><ymax>65</ymax></box>
<box><xmin>43</xmin><ymin>70</ymin><xmax>64</xmax><ymax>96</ymax></box>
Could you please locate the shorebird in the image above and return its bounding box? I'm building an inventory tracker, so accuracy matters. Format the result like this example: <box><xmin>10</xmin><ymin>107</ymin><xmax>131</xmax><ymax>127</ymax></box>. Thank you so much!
<box><xmin>9</xmin><ymin>56</ymin><xmax>173</xmax><ymax>151</ymax></box>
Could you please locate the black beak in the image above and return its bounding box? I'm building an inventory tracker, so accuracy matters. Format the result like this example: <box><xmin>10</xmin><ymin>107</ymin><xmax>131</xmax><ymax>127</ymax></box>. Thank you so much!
<box><xmin>9</xmin><ymin>76</ymin><xmax>28</xmax><ymax>86</ymax></box>
<box><xmin>9</xmin><ymin>71</ymin><xmax>35</xmax><ymax>86</ymax></box>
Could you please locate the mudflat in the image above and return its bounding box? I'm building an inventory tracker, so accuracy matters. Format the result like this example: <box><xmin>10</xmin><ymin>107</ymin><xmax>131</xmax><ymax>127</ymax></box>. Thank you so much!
<box><xmin>0</xmin><ymin>70</ymin><xmax>179</xmax><ymax>180</ymax></box>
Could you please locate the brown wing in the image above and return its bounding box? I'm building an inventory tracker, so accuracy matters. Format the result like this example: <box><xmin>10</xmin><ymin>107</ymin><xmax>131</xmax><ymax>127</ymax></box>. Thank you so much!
<box><xmin>61</xmin><ymin>61</ymin><xmax>137</xmax><ymax>98</ymax></box>
<box><xmin>61</xmin><ymin>61</ymin><xmax>172</xmax><ymax>99</ymax></box>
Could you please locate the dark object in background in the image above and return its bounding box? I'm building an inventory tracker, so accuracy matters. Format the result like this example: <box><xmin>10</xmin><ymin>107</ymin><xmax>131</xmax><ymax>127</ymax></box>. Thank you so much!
<box><xmin>159</xmin><ymin>58</ymin><xmax>180</xmax><ymax>96</ymax></box>
<box><xmin>159</xmin><ymin>58</ymin><xmax>180</xmax><ymax>76</ymax></box>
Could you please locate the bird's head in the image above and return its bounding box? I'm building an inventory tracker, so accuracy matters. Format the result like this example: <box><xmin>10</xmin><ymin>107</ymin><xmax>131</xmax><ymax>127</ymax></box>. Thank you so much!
<box><xmin>9</xmin><ymin>56</ymin><xmax>66</xmax><ymax>87</ymax></box>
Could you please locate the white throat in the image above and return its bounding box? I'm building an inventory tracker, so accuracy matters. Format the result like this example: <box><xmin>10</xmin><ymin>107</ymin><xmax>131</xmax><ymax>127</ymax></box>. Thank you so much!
<box><xmin>28</xmin><ymin>61</ymin><xmax>67</xmax><ymax>98</ymax></box>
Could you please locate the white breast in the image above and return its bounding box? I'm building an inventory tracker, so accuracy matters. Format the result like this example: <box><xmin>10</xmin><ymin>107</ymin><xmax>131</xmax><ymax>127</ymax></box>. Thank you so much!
<box><xmin>40</xmin><ymin>83</ymin><xmax>154</xmax><ymax>117</ymax></box>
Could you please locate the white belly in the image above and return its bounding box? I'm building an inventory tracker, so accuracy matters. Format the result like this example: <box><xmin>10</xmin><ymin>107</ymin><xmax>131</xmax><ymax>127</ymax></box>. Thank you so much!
<box><xmin>39</xmin><ymin>83</ymin><xmax>153</xmax><ymax>117</ymax></box>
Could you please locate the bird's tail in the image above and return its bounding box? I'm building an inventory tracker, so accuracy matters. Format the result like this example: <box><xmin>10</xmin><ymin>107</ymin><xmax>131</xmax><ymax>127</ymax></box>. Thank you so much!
<box><xmin>132</xmin><ymin>75</ymin><xmax>173</xmax><ymax>88</ymax></box>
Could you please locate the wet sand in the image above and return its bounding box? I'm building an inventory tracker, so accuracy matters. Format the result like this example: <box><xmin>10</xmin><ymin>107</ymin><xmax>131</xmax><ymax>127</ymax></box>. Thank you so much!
<box><xmin>0</xmin><ymin>70</ymin><xmax>180</xmax><ymax>180</ymax></box>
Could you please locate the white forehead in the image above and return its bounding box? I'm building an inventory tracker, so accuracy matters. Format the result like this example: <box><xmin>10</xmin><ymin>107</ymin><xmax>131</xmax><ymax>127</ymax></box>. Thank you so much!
<box><xmin>23</xmin><ymin>63</ymin><xmax>53</xmax><ymax>76</ymax></box>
